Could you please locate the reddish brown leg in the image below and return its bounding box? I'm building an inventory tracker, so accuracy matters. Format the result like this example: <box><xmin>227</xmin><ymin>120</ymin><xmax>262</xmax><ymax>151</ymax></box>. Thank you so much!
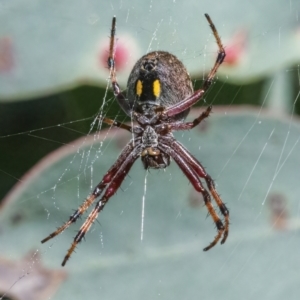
<box><xmin>102</xmin><ymin>117</ymin><xmax>132</xmax><ymax>132</ymax></box>
<box><xmin>158</xmin><ymin>143</ymin><xmax>226</xmax><ymax>251</ymax></box>
<box><xmin>162</xmin><ymin>14</ymin><xmax>225</xmax><ymax>118</ymax></box>
<box><xmin>41</xmin><ymin>142</ymin><xmax>134</xmax><ymax>244</ymax></box>
<box><xmin>163</xmin><ymin>90</ymin><xmax>205</xmax><ymax>117</ymax></box>
<box><xmin>168</xmin><ymin>106</ymin><xmax>212</xmax><ymax>131</ymax></box>
<box><xmin>61</xmin><ymin>147</ymin><xmax>140</xmax><ymax>266</ymax></box>
<box><xmin>202</xmin><ymin>14</ymin><xmax>226</xmax><ymax>90</ymax></box>
<box><xmin>107</xmin><ymin>17</ymin><xmax>131</xmax><ymax>114</ymax></box>
<box><xmin>171</xmin><ymin>140</ymin><xmax>229</xmax><ymax>245</ymax></box>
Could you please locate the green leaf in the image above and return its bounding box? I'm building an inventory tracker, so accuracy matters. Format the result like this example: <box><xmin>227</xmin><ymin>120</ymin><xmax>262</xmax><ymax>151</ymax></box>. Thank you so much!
<box><xmin>1</xmin><ymin>0</ymin><xmax>299</xmax><ymax>100</ymax></box>
<box><xmin>1</xmin><ymin>108</ymin><xmax>300</xmax><ymax>299</ymax></box>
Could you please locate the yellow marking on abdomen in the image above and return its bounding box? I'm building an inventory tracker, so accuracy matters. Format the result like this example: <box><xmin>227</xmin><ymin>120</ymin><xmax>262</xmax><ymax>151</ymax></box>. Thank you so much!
<box><xmin>136</xmin><ymin>80</ymin><xmax>143</xmax><ymax>96</ymax></box>
<box><xmin>153</xmin><ymin>79</ymin><xmax>161</xmax><ymax>98</ymax></box>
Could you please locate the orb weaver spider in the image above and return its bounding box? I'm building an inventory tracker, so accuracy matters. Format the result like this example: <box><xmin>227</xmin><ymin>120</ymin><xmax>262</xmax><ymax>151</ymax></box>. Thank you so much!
<box><xmin>42</xmin><ymin>14</ymin><xmax>229</xmax><ymax>266</ymax></box>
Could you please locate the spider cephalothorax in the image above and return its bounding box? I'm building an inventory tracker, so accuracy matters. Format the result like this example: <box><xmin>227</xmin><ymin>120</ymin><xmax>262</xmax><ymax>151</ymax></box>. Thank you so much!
<box><xmin>140</xmin><ymin>126</ymin><xmax>170</xmax><ymax>169</ymax></box>
<box><xmin>42</xmin><ymin>14</ymin><xmax>229</xmax><ymax>266</ymax></box>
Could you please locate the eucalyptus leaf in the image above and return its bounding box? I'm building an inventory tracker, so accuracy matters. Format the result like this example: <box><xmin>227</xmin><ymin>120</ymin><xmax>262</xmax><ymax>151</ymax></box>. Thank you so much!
<box><xmin>0</xmin><ymin>0</ymin><xmax>299</xmax><ymax>100</ymax></box>
<box><xmin>1</xmin><ymin>108</ymin><xmax>300</xmax><ymax>299</ymax></box>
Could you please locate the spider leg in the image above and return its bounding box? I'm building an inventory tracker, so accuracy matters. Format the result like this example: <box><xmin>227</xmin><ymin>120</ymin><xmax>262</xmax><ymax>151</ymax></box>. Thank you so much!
<box><xmin>202</xmin><ymin>14</ymin><xmax>226</xmax><ymax>91</ymax></box>
<box><xmin>41</xmin><ymin>142</ymin><xmax>134</xmax><ymax>244</ymax></box>
<box><xmin>168</xmin><ymin>106</ymin><xmax>212</xmax><ymax>131</ymax></box>
<box><xmin>161</xmin><ymin>14</ymin><xmax>225</xmax><ymax>118</ymax></box>
<box><xmin>107</xmin><ymin>17</ymin><xmax>131</xmax><ymax>114</ymax></box>
<box><xmin>170</xmin><ymin>140</ymin><xmax>229</xmax><ymax>245</ymax></box>
<box><xmin>161</xmin><ymin>89</ymin><xmax>206</xmax><ymax>118</ymax></box>
<box><xmin>102</xmin><ymin>117</ymin><xmax>132</xmax><ymax>132</ymax></box>
<box><xmin>158</xmin><ymin>142</ymin><xmax>226</xmax><ymax>251</ymax></box>
<box><xmin>61</xmin><ymin>145</ymin><xmax>141</xmax><ymax>266</ymax></box>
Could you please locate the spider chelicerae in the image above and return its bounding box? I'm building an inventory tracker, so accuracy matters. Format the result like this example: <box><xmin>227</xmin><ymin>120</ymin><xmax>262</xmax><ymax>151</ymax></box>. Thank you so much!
<box><xmin>42</xmin><ymin>14</ymin><xmax>229</xmax><ymax>266</ymax></box>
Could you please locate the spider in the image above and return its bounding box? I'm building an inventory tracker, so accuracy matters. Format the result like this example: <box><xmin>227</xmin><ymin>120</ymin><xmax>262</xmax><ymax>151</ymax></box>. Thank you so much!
<box><xmin>41</xmin><ymin>14</ymin><xmax>229</xmax><ymax>266</ymax></box>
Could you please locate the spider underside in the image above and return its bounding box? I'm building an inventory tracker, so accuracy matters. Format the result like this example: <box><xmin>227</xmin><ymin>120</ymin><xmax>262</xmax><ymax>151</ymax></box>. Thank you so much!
<box><xmin>41</xmin><ymin>14</ymin><xmax>229</xmax><ymax>266</ymax></box>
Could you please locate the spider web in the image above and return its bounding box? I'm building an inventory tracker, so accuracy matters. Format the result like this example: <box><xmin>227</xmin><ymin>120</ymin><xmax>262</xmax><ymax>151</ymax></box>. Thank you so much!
<box><xmin>1</xmin><ymin>1</ymin><xmax>300</xmax><ymax>300</ymax></box>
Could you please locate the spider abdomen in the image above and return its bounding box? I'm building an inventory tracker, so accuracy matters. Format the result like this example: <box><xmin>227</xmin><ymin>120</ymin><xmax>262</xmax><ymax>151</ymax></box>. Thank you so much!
<box><xmin>127</xmin><ymin>51</ymin><xmax>194</xmax><ymax>120</ymax></box>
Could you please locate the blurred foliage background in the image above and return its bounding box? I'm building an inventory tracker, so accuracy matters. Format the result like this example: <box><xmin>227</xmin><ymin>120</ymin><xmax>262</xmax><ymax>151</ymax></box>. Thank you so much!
<box><xmin>0</xmin><ymin>80</ymin><xmax>266</xmax><ymax>200</ymax></box>
<box><xmin>1</xmin><ymin>0</ymin><xmax>300</xmax><ymax>201</ymax></box>
<box><xmin>2</xmin><ymin>76</ymin><xmax>300</xmax><ymax>201</ymax></box>
<box><xmin>1</xmin><ymin>1</ymin><xmax>300</xmax><ymax>299</ymax></box>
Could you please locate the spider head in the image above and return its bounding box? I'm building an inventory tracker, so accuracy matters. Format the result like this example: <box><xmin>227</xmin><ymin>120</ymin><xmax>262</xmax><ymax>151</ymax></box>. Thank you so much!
<box><xmin>141</xmin><ymin>147</ymin><xmax>170</xmax><ymax>169</ymax></box>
